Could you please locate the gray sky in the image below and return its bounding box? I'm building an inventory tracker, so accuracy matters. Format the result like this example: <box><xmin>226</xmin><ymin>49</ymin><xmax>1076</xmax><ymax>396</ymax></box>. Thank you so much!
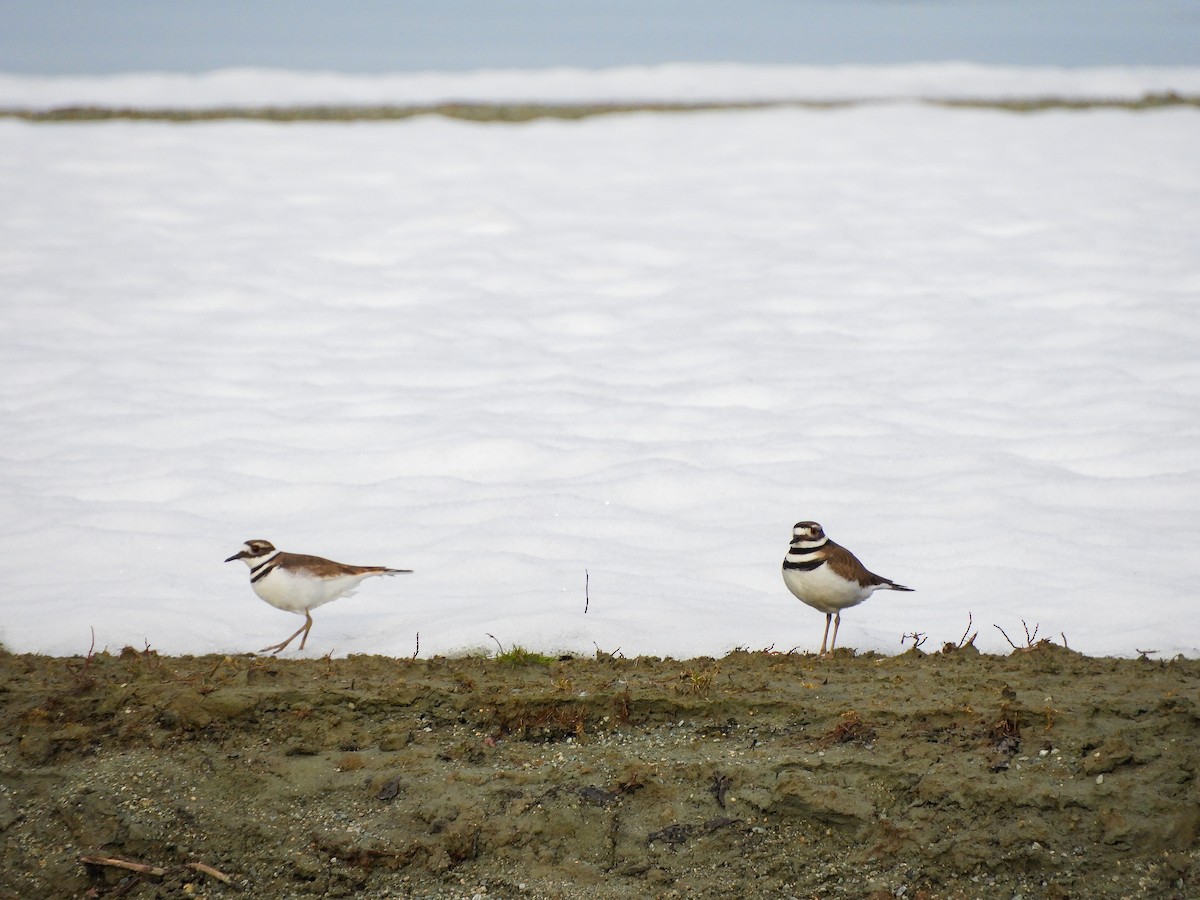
<box><xmin>2</xmin><ymin>0</ymin><xmax>1199</xmax><ymax>74</ymax></box>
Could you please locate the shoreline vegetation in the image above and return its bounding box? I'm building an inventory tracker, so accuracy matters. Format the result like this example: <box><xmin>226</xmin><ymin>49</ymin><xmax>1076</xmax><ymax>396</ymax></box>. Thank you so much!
<box><xmin>2</xmin><ymin>644</ymin><xmax>1196</xmax><ymax>897</ymax></box>
<box><xmin>1</xmin><ymin>91</ymin><xmax>1197</xmax><ymax>123</ymax></box>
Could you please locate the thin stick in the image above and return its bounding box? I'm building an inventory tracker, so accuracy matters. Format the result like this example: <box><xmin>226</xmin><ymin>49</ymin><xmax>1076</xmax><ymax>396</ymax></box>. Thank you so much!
<box><xmin>995</xmin><ymin>621</ymin><xmax>1045</xmax><ymax>651</ymax></box>
<box><xmin>584</xmin><ymin>569</ymin><xmax>590</xmax><ymax>614</ymax></box>
<box><xmin>78</xmin><ymin>856</ymin><xmax>167</xmax><ymax>877</ymax></box>
<box><xmin>959</xmin><ymin>612</ymin><xmax>974</xmax><ymax>647</ymax></box>
<box><xmin>186</xmin><ymin>861</ymin><xmax>235</xmax><ymax>885</ymax></box>
<box><xmin>68</xmin><ymin>627</ymin><xmax>98</xmax><ymax>680</ymax></box>
<box><xmin>486</xmin><ymin>633</ymin><xmax>504</xmax><ymax>655</ymax></box>
<box><xmin>412</xmin><ymin>632</ymin><xmax>420</xmax><ymax>660</ymax></box>
<box><xmin>1023</xmin><ymin>620</ymin><xmax>1039</xmax><ymax>644</ymax></box>
<box><xmin>993</xmin><ymin>624</ymin><xmax>1020</xmax><ymax>650</ymax></box>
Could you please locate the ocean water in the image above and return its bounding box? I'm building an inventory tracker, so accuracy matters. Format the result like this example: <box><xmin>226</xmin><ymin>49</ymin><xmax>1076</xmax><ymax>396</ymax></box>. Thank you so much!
<box><xmin>2</xmin><ymin>0</ymin><xmax>1199</xmax><ymax>75</ymax></box>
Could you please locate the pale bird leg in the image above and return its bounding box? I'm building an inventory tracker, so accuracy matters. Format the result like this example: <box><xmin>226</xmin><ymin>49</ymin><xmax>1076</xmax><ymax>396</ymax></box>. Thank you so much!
<box><xmin>819</xmin><ymin>612</ymin><xmax>832</xmax><ymax>656</ymax></box>
<box><xmin>296</xmin><ymin>612</ymin><xmax>314</xmax><ymax>651</ymax></box>
<box><xmin>829</xmin><ymin>611</ymin><xmax>842</xmax><ymax>654</ymax></box>
<box><xmin>260</xmin><ymin>611</ymin><xmax>313</xmax><ymax>655</ymax></box>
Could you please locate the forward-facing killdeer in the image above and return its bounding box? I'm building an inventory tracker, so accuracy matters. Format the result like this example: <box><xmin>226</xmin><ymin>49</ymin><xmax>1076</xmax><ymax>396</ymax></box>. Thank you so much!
<box><xmin>225</xmin><ymin>539</ymin><xmax>412</xmax><ymax>654</ymax></box>
<box><xmin>782</xmin><ymin>521</ymin><xmax>912</xmax><ymax>656</ymax></box>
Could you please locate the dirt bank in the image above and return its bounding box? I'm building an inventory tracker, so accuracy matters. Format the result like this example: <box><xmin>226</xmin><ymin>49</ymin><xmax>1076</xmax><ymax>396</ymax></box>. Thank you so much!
<box><xmin>1</xmin><ymin>644</ymin><xmax>1196</xmax><ymax>898</ymax></box>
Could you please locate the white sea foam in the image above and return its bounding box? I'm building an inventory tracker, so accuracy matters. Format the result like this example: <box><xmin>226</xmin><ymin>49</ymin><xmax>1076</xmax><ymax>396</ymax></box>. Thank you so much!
<box><xmin>0</xmin><ymin>68</ymin><xmax>1197</xmax><ymax>659</ymax></box>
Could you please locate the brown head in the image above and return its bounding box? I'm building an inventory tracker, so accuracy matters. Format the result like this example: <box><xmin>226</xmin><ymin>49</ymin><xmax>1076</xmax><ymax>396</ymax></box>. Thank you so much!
<box><xmin>225</xmin><ymin>539</ymin><xmax>277</xmax><ymax>565</ymax></box>
<box><xmin>791</xmin><ymin>522</ymin><xmax>826</xmax><ymax>544</ymax></box>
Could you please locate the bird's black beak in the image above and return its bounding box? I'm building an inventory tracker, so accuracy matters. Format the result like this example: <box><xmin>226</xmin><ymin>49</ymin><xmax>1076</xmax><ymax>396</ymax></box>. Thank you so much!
<box><xmin>224</xmin><ymin>552</ymin><xmax>243</xmax><ymax>563</ymax></box>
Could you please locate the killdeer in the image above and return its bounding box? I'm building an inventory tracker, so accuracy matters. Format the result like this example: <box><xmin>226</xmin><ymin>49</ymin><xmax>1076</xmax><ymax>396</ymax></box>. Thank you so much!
<box><xmin>225</xmin><ymin>539</ymin><xmax>412</xmax><ymax>654</ymax></box>
<box><xmin>782</xmin><ymin>521</ymin><xmax>912</xmax><ymax>656</ymax></box>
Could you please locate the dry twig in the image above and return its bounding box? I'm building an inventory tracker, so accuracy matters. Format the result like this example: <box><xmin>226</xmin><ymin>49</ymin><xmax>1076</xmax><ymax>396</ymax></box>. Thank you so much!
<box><xmin>994</xmin><ymin>619</ymin><xmax>1051</xmax><ymax>652</ymax></box>
<box><xmin>186</xmin><ymin>861</ymin><xmax>235</xmax><ymax>884</ymax></box>
<box><xmin>78</xmin><ymin>856</ymin><xmax>166</xmax><ymax>877</ymax></box>
<box><xmin>958</xmin><ymin>612</ymin><xmax>978</xmax><ymax>648</ymax></box>
<box><xmin>66</xmin><ymin>627</ymin><xmax>98</xmax><ymax>684</ymax></box>
<box><xmin>942</xmin><ymin>613</ymin><xmax>979</xmax><ymax>652</ymax></box>
<box><xmin>80</xmin><ymin>855</ymin><xmax>238</xmax><ymax>889</ymax></box>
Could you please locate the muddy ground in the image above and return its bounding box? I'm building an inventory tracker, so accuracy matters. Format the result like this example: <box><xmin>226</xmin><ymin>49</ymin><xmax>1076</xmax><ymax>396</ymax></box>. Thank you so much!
<box><xmin>0</xmin><ymin>643</ymin><xmax>1197</xmax><ymax>899</ymax></box>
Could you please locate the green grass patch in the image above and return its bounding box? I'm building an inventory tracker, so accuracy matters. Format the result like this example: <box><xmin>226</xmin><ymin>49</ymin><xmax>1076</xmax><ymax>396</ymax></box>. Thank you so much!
<box><xmin>494</xmin><ymin>645</ymin><xmax>557</xmax><ymax>667</ymax></box>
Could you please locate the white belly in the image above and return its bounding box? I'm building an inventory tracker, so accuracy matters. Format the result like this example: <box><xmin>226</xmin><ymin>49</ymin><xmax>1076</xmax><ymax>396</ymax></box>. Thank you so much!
<box><xmin>782</xmin><ymin>562</ymin><xmax>876</xmax><ymax>614</ymax></box>
<box><xmin>251</xmin><ymin>567</ymin><xmax>375</xmax><ymax>614</ymax></box>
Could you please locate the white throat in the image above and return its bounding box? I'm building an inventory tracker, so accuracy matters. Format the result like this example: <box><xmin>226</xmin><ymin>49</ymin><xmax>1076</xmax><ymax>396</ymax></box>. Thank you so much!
<box><xmin>242</xmin><ymin>549</ymin><xmax>280</xmax><ymax>570</ymax></box>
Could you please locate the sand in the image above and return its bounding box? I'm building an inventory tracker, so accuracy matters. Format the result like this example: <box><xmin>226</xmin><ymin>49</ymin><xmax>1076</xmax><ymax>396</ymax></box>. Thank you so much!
<box><xmin>1</xmin><ymin>643</ymin><xmax>1197</xmax><ymax>898</ymax></box>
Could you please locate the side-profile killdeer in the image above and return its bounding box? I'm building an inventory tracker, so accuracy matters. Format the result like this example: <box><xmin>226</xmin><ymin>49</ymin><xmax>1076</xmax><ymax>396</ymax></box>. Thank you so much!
<box><xmin>225</xmin><ymin>539</ymin><xmax>412</xmax><ymax>654</ymax></box>
<box><xmin>782</xmin><ymin>521</ymin><xmax>912</xmax><ymax>656</ymax></box>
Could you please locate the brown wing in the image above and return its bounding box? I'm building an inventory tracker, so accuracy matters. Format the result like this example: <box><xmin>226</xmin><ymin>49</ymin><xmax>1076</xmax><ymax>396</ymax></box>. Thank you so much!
<box><xmin>273</xmin><ymin>552</ymin><xmax>384</xmax><ymax>577</ymax></box>
<box><xmin>823</xmin><ymin>541</ymin><xmax>910</xmax><ymax>590</ymax></box>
